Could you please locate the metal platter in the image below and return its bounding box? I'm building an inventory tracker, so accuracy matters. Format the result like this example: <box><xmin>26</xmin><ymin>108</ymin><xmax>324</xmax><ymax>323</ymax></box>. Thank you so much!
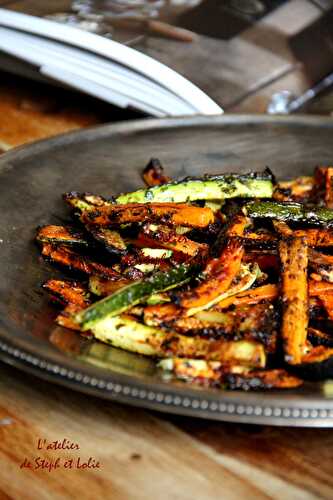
<box><xmin>1</xmin><ymin>114</ymin><xmax>333</xmax><ymax>426</ymax></box>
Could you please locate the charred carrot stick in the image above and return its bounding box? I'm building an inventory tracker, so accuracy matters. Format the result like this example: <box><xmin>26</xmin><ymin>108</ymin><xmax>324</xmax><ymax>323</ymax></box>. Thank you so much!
<box><xmin>41</xmin><ymin>244</ymin><xmax>121</xmax><ymax>280</ymax></box>
<box><xmin>216</xmin><ymin>284</ymin><xmax>278</xmax><ymax>310</ymax></box>
<box><xmin>81</xmin><ymin>203</ymin><xmax>215</xmax><ymax>228</ymax></box>
<box><xmin>142</xmin><ymin>158</ymin><xmax>171</xmax><ymax>187</ymax></box>
<box><xmin>279</xmin><ymin>237</ymin><xmax>309</xmax><ymax>364</ymax></box>
<box><xmin>274</xmin><ymin>220</ymin><xmax>333</xmax><ymax>247</ymax></box>
<box><xmin>180</xmin><ymin>239</ymin><xmax>244</xmax><ymax>315</ymax></box>
<box><xmin>43</xmin><ymin>279</ymin><xmax>90</xmax><ymax>308</ymax></box>
<box><xmin>314</xmin><ymin>166</ymin><xmax>333</xmax><ymax>208</ymax></box>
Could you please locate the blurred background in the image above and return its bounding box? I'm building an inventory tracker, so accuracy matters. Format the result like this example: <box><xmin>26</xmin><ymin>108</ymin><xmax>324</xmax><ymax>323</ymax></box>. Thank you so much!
<box><xmin>1</xmin><ymin>0</ymin><xmax>333</xmax><ymax>152</ymax></box>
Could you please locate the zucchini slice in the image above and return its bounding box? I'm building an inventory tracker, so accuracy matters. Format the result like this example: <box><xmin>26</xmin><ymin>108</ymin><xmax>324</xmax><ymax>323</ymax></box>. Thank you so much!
<box><xmin>89</xmin><ymin>276</ymin><xmax>132</xmax><ymax>296</ymax></box>
<box><xmin>279</xmin><ymin>237</ymin><xmax>309</xmax><ymax>364</ymax></box>
<box><xmin>174</xmin><ymin>303</ymin><xmax>278</xmax><ymax>353</ymax></box>
<box><xmin>90</xmin><ymin>315</ymin><xmax>164</xmax><ymax>356</ymax></box>
<box><xmin>85</xmin><ymin>225</ymin><xmax>127</xmax><ymax>254</ymax></box>
<box><xmin>63</xmin><ymin>193</ymin><xmax>128</xmax><ymax>254</ymax></box>
<box><xmin>89</xmin><ymin>314</ymin><xmax>266</xmax><ymax>366</ymax></box>
<box><xmin>115</xmin><ymin>170</ymin><xmax>274</xmax><ymax>204</ymax></box>
<box><xmin>76</xmin><ymin>263</ymin><xmax>196</xmax><ymax>329</ymax></box>
<box><xmin>245</xmin><ymin>200</ymin><xmax>333</xmax><ymax>227</ymax></box>
<box><xmin>36</xmin><ymin>225</ymin><xmax>89</xmax><ymax>248</ymax></box>
<box><xmin>63</xmin><ymin>191</ymin><xmax>109</xmax><ymax>211</ymax></box>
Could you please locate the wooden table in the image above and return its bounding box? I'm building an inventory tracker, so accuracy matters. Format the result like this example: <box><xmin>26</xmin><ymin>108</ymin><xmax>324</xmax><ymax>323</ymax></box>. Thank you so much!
<box><xmin>1</xmin><ymin>1</ymin><xmax>333</xmax><ymax>499</ymax></box>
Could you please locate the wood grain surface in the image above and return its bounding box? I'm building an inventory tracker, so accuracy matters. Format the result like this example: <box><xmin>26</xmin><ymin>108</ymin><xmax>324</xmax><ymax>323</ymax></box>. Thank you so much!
<box><xmin>1</xmin><ymin>1</ymin><xmax>333</xmax><ymax>498</ymax></box>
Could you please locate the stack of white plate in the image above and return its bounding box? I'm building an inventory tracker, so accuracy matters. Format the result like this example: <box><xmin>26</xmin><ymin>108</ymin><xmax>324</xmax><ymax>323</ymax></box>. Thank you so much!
<box><xmin>0</xmin><ymin>8</ymin><xmax>223</xmax><ymax>117</ymax></box>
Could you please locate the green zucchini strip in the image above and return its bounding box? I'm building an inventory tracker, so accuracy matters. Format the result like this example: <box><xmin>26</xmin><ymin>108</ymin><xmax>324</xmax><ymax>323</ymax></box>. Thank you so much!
<box><xmin>36</xmin><ymin>225</ymin><xmax>89</xmax><ymax>248</ymax></box>
<box><xmin>115</xmin><ymin>171</ymin><xmax>274</xmax><ymax>204</ymax></box>
<box><xmin>76</xmin><ymin>263</ymin><xmax>195</xmax><ymax>330</ymax></box>
<box><xmin>90</xmin><ymin>315</ymin><xmax>164</xmax><ymax>356</ymax></box>
<box><xmin>89</xmin><ymin>314</ymin><xmax>266</xmax><ymax>366</ymax></box>
<box><xmin>245</xmin><ymin>200</ymin><xmax>333</xmax><ymax>227</ymax></box>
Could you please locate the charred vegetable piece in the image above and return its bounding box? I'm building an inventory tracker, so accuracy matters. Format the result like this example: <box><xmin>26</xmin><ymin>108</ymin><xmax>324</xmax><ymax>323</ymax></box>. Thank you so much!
<box><xmin>146</xmin><ymin>293</ymin><xmax>171</xmax><ymax>305</ymax></box>
<box><xmin>215</xmin><ymin>280</ymin><xmax>329</xmax><ymax>311</ymax></box>
<box><xmin>81</xmin><ymin>202</ymin><xmax>215</xmax><ymax>229</ymax></box>
<box><xmin>76</xmin><ymin>263</ymin><xmax>196</xmax><ymax>329</ymax></box>
<box><xmin>89</xmin><ymin>314</ymin><xmax>266</xmax><ymax>366</ymax></box>
<box><xmin>273</xmin><ymin>176</ymin><xmax>314</xmax><ymax>202</ymax></box>
<box><xmin>63</xmin><ymin>191</ymin><xmax>109</xmax><ymax>212</ymax></box>
<box><xmin>161</xmin><ymin>337</ymin><xmax>266</xmax><ymax>365</ymax></box>
<box><xmin>89</xmin><ymin>276</ymin><xmax>133</xmax><ymax>296</ymax></box>
<box><xmin>309</xmin><ymin>280</ymin><xmax>333</xmax><ymax>296</ymax></box>
<box><xmin>115</xmin><ymin>170</ymin><xmax>274</xmax><ymax>204</ymax></box>
<box><xmin>313</xmin><ymin>166</ymin><xmax>333</xmax><ymax>208</ymax></box>
<box><xmin>56</xmin><ymin>304</ymin><xmax>85</xmax><ymax>331</ymax></box>
<box><xmin>159</xmin><ymin>358</ymin><xmax>227</xmax><ymax>383</ymax></box>
<box><xmin>279</xmin><ymin>237</ymin><xmax>309</xmax><ymax>364</ymax></box>
<box><xmin>89</xmin><ymin>314</ymin><xmax>165</xmax><ymax>356</ymax></box>
<box><xmin>144</xmin><ymin>303</ymin><xmax>180</xmax><ymax>326</ymax></box>
<box><xmin>64</xmin><ymin>193</ymin><xmax>127</xmax><ymax>254</ymax></box>
<box><xmin>43</xmin><ymin>279</ymin><xmax>90</xmax><ymax>307</ymax></box>
<box><xmin>216</xmin><ymin>284</ymin><xmax>278</xmax><ymax>310</ymax></box>
<box><xmin>245</xmin><ymin>201</ymin><xmax>333</xmax><ymax>227</ymax></box>
<box><xmin>181</xmin><ymin>304</ymin><xmax>278</xmax><ymax>353</ymax></box>
<box><xmin>226</xmin><ymin>215</ymin><xmax>251</xmax><ymax>237</ymax></box>
<box><xmin>273</xmin><ymin>221</ymin><xmax>333</xmax><ymax>247</ymax></box>
<box><xmin>224</xmin><ymin>369</ymin><xmax>303</xmax><ymax>390</ymax></box>
<box><xmin>144</xmin><ymin>264</ymin><xmax>260</xmax><ymax>327</ymax></box>
<box><xmin>85</xmin><ymin>225</ymin><xmax>127</xmax><ymax>254</ymax></box>
<box><xmin>180</xmin><ymin>239</ymin><xmax>245</xmax><ymax>315</ymax></box>
<box><xmin>138</xmin><ymin>224</ymin><xmax>208</xmax><ymax>257</ymax></box>
<box><xmin>160</xmin><ymin>360</ymin><xmax>301</xmax><ymax>389</ymax></box>
<box><xmin>120</xmin><ymin>247</ymin><xmax>173</xmax><ymax>270</ymax></box>
<box><xmin>36</xmin><ymin>225</ymin><xmax>89</xmax><ymax>248</ymax></box>
<box><xmin>244</xmin><ymin>251</ymin><xmax>279</xmax><ymax>273</ymax></box>
<box><xmin>142</xmin><ymin>158</ymin><xmax>171</xmax><ymax>187</ymax></box>
<box><xmin>41</xmin><ymin>244</ymin><xmax>121</xmax><ymax>280</ymax></box>
<box><xmin>226</xmin><ymin>215</ymin><xmax>276</xmax><ymax>247</ymax></box>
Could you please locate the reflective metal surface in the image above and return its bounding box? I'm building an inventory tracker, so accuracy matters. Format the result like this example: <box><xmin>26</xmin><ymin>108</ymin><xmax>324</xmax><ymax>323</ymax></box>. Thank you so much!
<box><xmin>1</xmin><ymin>115</ymin><xmax>333</xmax><ymax>426</ymax></box>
